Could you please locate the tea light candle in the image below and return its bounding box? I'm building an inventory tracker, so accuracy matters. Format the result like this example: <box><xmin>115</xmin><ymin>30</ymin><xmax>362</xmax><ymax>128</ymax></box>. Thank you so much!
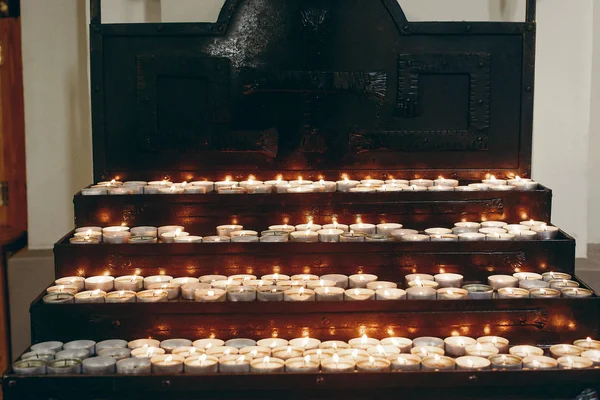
<box><xmin>561</xmin><ymin>288</ymin><xmax>594</xmax><ymax>298</ymax></box>
<box><xmin>425</xmin><ymin>228</ymin><xmax>452</xmax><ymax>236</ymax></box>
<box><xmin>317</xmin><ymin>229</ymin><xmax>344</xmax><ymax>242</ymax></box>
<box><xmin>321</xmin><ymin>354</ymin><xmax>356</xmax><ymax>372</ymax></box>
<box><xmin>295</xmin><ymin>223</ymin><xmax>322</xmax><ymax>232</ymax></box>
<box><xmin>74</xmin><ymin>230</ymin><xmax>103</xmax><ymax>240</ymax></box>
<box><xmin>357</xmin><ymin>356</ymin><xmax>390</xmax><ymax>372</ymax></box>
<box><xmin>514</xmin><ymin>272</ymin><xmax>543</xmax><ymax>281</ymax></box>
<box><xmin>12</xmin><ymin>359</ymin><xmax>47</xmax><ymax>375</ymax></box>
<box><xmin>357</xmin><ymin>282</ymin><xmax>391</xmax><ymax>293</ymax></box>
<box><xmin>136</xmin><ymin>289</ymin><xmax>168</xmax><ymax>303</ymax></box>
<box><xmin>322</xmin><ymin>223</ymin><xmax>349</xmax><ymax>232</ymax></box>
<box><xmin>349</xmin><ymin>335</ymin><xmax>380</xmax><ymax>350</ymax></box>
<box><xmin>42</xmin><ymin>293</ymin><xmax>74</xmax><ymax>304</ymax></box>
<box><xmin>465</xmin><ymin>343</ymin><xmax>499</xmax><ymax>357</ymax></box>
<box><xmin>488</xmin><ymin>354</ymin><xmax>522</xmax><ymax>370</ymax></box>
<box><xmin>444</xmin><ymin>336</ymin><xmax>476</xmax><ymax>357</ymax></box>
<box><xmin>82</xmin><ymin>357</ymin><xmax>116</xmax><ymax>374</ymax></box>
<box><xmin>284</xmin><ymin>287</ymin><xmax>315</xmax><ymax>301</ymax></box>
<box><xmin>85</xmin><ymin>276</ymin><xmax>114</xmax><ymax>292</ymax></box>
<box><xmin>389</xmin><ymin>354</ymin><xmax>420</xmax><ymax>372</ymax></box>
<box><xmin>412</xmin><ymin>347</ymin><xmax>445</xmax><ymax>359</ymax></box>
<box><xmin>290</xmin><ymin>230</ymin><xmax>319</xmax><ymax>243</ymax></box>
<box><xmin>230</xmin><ymin>233</ymin><xmax>260</xmax><ymax>243</ymax></box>
<box><xmin>306</xmin><ymin>279</ymin><xmax>336</xmax><ymax>290</ymax></box>
<box><xmin>190</xmin><ymin>181</ymin><xmax>214</xmax><ymax>192</ymax></box>
<box><xmin>212</xmin><ymin>279</ymin><xmax>242</xmax><ymax>289</ymax></box>
<box><xmin>410</xmin><ymin>179</ymin><xmax>433</xmax><ymax>187</ymax></box>
<box><xmin>434</xmin><ymin>273</ymin><xmax>464</xmax><ymax>288</ymax></box>
<box><xmin>338</xmin><ymin>348</ymin><xmax>371</xmax><ymax>362</ymax></box>
<box><xmin>509</xmin><ymin>230</ymin><xmax>538</xmax><ymax>240</ymax></box>
<box><xmin>519</xmin><ymin>280</ymin><xmax>549</xmax><ymax>290</ymax></box>
<box><xmin>421</xmin><ymin>355</ymin><xmax>455</xmax><ymax>371</ymax></box>
<box><xmin>249</xmin><ymin>356</ymin><xmax>285</xmax><ymax>374</ymax></box>
<box><xmin>255</xmin><ymin>286</ymin><xmax>284</xmax><ymax>302</ymax></box>
<box><xmin>468</xmin><ymin>183</ymin><xmax>489</xmax><ymax>190</ymax></box>
<box><xmin>159</xmin><ymin>339</ymin><xmax>193</xmax><ymax>354</ymax></box>
<box><xmin>131</xmin><ymin>346</ymin><xmax>165</xmax><ymax>358</ymax></box>
<box><xmin>203</xmin><ymin>236</ymin><xmax>231</xmax><ymax>243</ymax></box>
<box><xmin>390</xmin><ymin>229</ymin><xmax>419</xmax><ymax>241</ymax></box>
<box><xmin>46</xmin><ymin>285</ymin><xmax>78</xmax><ymax>295</ymax></box>
<box><xmin>581</xmin><ymin>350</ymin><xmax>600</xmax><ymax>366</ymax></box>
<box><xmin>405</xmin><ymin>274</ymin><xmax>433</xmax><ymax>286</ymax></box>
<box><xmin>105</xmin><ymin>290</ymin><xmax>136</xmax><ymax>303</ymax></box>
<box><xmin>226</xmin><ymin>286</ymin><xmax>257</xmax><ymax>302</ymax></box>
<box><xmin>497</xmin><ymin>287</ymin><xmax>529</xmax><ymax>299</ymax></box>
<box><xmin>277</xmin><ymin>280</ymin><xmax>306</xmax><ymax>289</ymax></box>
<box><xmin>549</xmin><ymin>280</ymin><xmax>580</xmax><ymax>289</ymax></box>
<box><xmin>367</xmin><ymin>344</ymin><xmax>400</xmax><ymax>358</ymax></box>
<box><xmin>406</xmin><ymin>287</ymin><xmax>437</xmax><ymax>300</ymax></box>
<box><xmin>193</xmin><ymin>338</ymin><xmax>225</xmax><ymax>350</ymax></box>
<box><xmin>215</xmin><ymin>178</ymin><xmax>239</xmax><ymax>190</ymax></box>
<box><xmin>128</xmin><ymin>339</ymin><xmax>160</xmax><ymax>350</ymax></box>
<box><xmin>376</xmin><ymin>223</ymin><xmax>403</xmax><ymax>236</ymax></box>
<box><xmin>114</xmin><ymin>276</ymin><xmax>144</xmax><ymax>291</ymax></box>
<box><xmin>530</xmin><ymin>224</ymin><xmax>559</xmax><ymax>240</ymax></box>
<box><xmin>173</xmin><ymin>235</ymin><xmax>202</xmax><ymax>243</ymax></box>
<box><xmin>97</xmin><ymin>348</ymin><xmax>130</xmax><ymax>360</ymax></box>
<box><xmin>344</xmin><ymin>288</ymin><xmax>375</xmax><ymax>301</ymax></box>
<box><xmin>529</xmin><ymin>288</ymin><xmax>561</xmax><ymax>298</ymax></box>
<box><xmin>349</xmin><ymin>223</ymin><xmax>376</xmax><ymax>235</ymax></box>
<box><xmin>336</xmin><ymin>177</ymin><xmax>360</xmax><ymax>192</ymax></box>
<box><xmin>54</xmin><ymin>348</ymin><xmax>89</xmax><ymax>361</ymax></box>
<box><xmin>348</xmin><ymin>274</ymin><xmax>378</xmax><ymax>289</ymax></box>
<box><xmin>434</xmin><ymin>177</ymin><xmax>459</xmax><ymax>187</ymax></box>
<box><xmin>130</xmin><ymin>226</ymin><xmax>158</xmax><ymax>237</ymax></box>
<box><xmin>315</xmin><ymin>286</ymin><xmax>344</xmax><ymax>301</ymax></box>
<box><xmin>456</xmin><ymin>356</ymin><xmax>490</xmax><ymax>370</ymax></box>
<box><xmin>216</xmin><ymin>225</ymin><xmax>243</xmax><ymax>236</ymax></box>
<box><xmin>21</xmin><ymin>350</ymin><xmax>56</xmax><ymax>361</ymax></box>
<box><xmin>477</xmin><ymin>336</ymin><xmax>509</xmax><ymax>353</ymax></box>
<box><xmin>185</xmin><ymin>354</ymin><xmax>219</xmax><ymax>374</ymax></box>
<box><xmin>206</xmin><ymin>346</ymin><xmax>239</xmax><ymax>358</ymax></box>
<box><xmin>458</xmin><ymin>232</ymin><xmax>486</xmax><ymax>241</ymax></box>
<box><xmin>82</xmin><ymin>187</ymin><xmax>107</xmax><ymax>195</ymax></box>
<box><xmin>542</xmin><ymin>272</ymin><xmax>572</xmax><ymax>282</ymax></box>
<box><xmin>218</xmin><ymin>355</ymin><xmax>252</xmax><ymax>373</ymax></box>
<box><xmin>430</xmin><ymin>234</ymin><xmax>458</xmax><ymax>242</ymax></box>
<box><xmin>437</xmin><ymin>288</ymin><xmax>469</xmax><ymax>300</ymax></box>
<box><xmin>407</xmin><ymin>278</ymin><xmax>439</xmax><ymax>289</ymax></box>
<box><xmin>47</xmin><ymin>359</ymin><xmax>82</xmax><ymax>375</ymax></box>
<box><xmin>148</xmin><ymin>283</ymin><xmax>180</xmax><ymax>300</ymax></box>
<box><xmin>116</xmin><ymin>358</ymin><xmax>151</xmax><ymax>375</ymax></box>
<box><xmin>194</xmin><ymin>288</ymin><xmax>227</xmax><ymax>302</ymax></box>
<box><xmin>462</xmin><ymin>284</ymin><xmax>494</xmax><ymax>299</ymax></box>
<box><xmin>510</xmin><ymin>345</ymin><xmax>544</xmax><ymax>358</ymax></box>
<box><xmin>96</xmin><ymin>339</ymin><xmax>127</xmax><ymax>353</ymax></box>
<box><xmin>55</xmin><ymin>276</ymin><xmax>85</xmax><ymax>291</ymax></box>
<box><xmin>479</xmin><ymin>227</ymin><xmax>507</xmax><ymax>235</ymax></box>
<box><xmin>488</xmin><ymin>275</ymin><xmax>519</xmax><ymax>290</ymax></box>
<box><xmin>340</xmin><ymin>232</ymin><xmax>367</xmax><ymax>242</ymax></box>
<box><xmin>144</xmin><ymin>275</ymin><xmax>173</xmax><ymax>288</ymax></box>
<box><xmin>75</xmin><ymin>290</ymin><xmax>106</xmax><ymax>303</ymax></box>
<box><xmin>103</xmin><ymin>231</ymin><xmax>131</xmax><ymax>244</ymax></box>
<box><xmin>550</xmin><ymin>344</ymin><xmax>583</xmax><ymax>358</ymax></box>
<box><xmin>172</xmin><ymin>347</ymin><xmax>202</xmax><ymax>358</ymax></box>
<box><xmin>574</xmin><ymin>337</ymin><xmax>600</xmax><ymax>350</ymax></box>
<box><xmin>523</xmin><ymin>355</ymin><xmax>558</xmax><ymax>369</ymax></box>
<box><xmin>284</xmin><ymin>355</ymin><xmax>319</xmax><ymax>373</ymax></box>
<box><xmin>317</xmin><ymin>274</ymin><xmax>347</xmax><ymax>289</ymax></box>
<box><xmin>557</xmin><ymin>356</ymin><xmax>593</xmax><ymax>369</ymax></box>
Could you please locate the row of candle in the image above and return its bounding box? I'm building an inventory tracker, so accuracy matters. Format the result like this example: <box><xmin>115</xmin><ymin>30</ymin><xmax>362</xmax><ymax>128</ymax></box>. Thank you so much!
<box><xmin>14</xmin><ymin>335</ymin><xmax>600</xmax><ymax>376</ymax></box>
<box><xmin>43</xmin><ymin>271</ymin><xmax>593</xmax><ymax>304</ymax></box>
<box><xmin>70</xmin><ymin>219</ymin><xmax>559</xmax><ymax>245</ymax></box>
<box><xmin>82</xmin><ymin>176</ymin><xmax>538</xmax><ymax>196</ymax></box>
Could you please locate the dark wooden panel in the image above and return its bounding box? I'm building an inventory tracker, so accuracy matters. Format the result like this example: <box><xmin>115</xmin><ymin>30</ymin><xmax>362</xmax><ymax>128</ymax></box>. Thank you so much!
<box><xmin>4</xmin><ymin>370</ymin><xmax>600</xmax><ymax>400</ymax></box>
<box><xmin>73</xmin><ymin>187</ymin><xmax>552</xmax><ymax>233</ymax></box>
<box><xmin>90</xmin><ymin>0</ymin><xmax>534</xmax><ymax>181</ymax></box>
<box><xmin>30</xmin><ymin>293</ymin><xmax>600</xmax><ymax>346</ymax></box>
<box><xmin>53</xmin><ymin>232</ymin><xmax>575</xmax><ymax>279</ymax></box>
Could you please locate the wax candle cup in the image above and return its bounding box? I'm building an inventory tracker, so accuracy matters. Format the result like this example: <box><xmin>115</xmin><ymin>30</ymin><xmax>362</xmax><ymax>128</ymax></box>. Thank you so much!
<box><xmin>391</xmin><ymin>354</ymin><xmax>421</xmax><ymax>371</ymax></box>
<box><xmin>349</xmin><ymin>335</ymin><xmax>380</xmax><ymax>350</ymax></box>
<box><xmin>375</xmin><ymin>288</ymin><xmax>406</xmax><ymax>300</ymax></box>
<box><xmin>321</xmin><ymin>354</ymin><xmax>356</xmax><ymax>373</ymax></box>
<box><xmin>510</xmin><ymin>345</ymin><xmax>544</xmax><ymax>358</ymax></box>
<box><xmin>136</xmin><ymin>289</ymin><xmax>168</xmax><ymax>303</ymax></box>
<box><xmin>523</xmin><ymin>355</ymin><xmax>558</xmax><ymax>369</ymax></box>
<box><xmin>444</xmin><ymin>336</ymin><xmax>476</xmax><ymax>357</ymax></box>
<box><xmin>574</xmin><ymin>337</ymin><xmax>600</xmax><ymax>350</ymax></box>
<box><xmin>489</xmin><ymin>354</ymin><xmax>523</xmax><ymax>370</ymax></box>
<box><xmin>185</xmin><ymin>354</ymin><xmax>219</xmax><ymax>374</ymax></box>
<box><xmin>421</xmin><ymin>355</ymin><xmax>455</xmax><ymax>371</ymax></box>
<box><xmin>456</xmin><ymin>356</ymin><xmax>490</xmax><ymax>370</ymax></box>
<box><xmin>549</xmin><ymin>344</ymin><xmax>583</xmax><ymax>358</ymax></box>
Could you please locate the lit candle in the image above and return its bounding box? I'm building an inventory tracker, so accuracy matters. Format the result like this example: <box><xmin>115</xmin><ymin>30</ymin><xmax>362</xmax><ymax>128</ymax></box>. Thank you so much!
<box><xmin>284</xmin><ymin>355</ymin><xmax>320</xmax><ymax>373</ymax></box>
<box><xmin>193</xmin><ymin>338</ymin><xmax>225</xmax><ymax>350</ymax></box>
<box><xmin>407</xmin><ymin>277</ymin><xmax>439</xmax><ymax>289</ymax></box>
<box><xmin>160</xmin><ymin>228</ymin><xmax>189</xmax><ymax>243</ymax></box>
<box><xmin>283</xmin><ymin>287</ymin><xmax>315</xmax><ymax>301</ymax></box>
<box><xmin>131</xmin><ymin>345</ymin><xmax>165</xmax><ymax>358</ymax></box>
<box><xmin>557</xmin><ymin>356</ymin><xmax>593</xmax><ymax>369</ymax></box>
<box><xmin>391</xmin><ymin>354</ymin><xmax>421</xmax><ymax>371</ymax></box>
<box><xmin>46</xmin><ymin>285</ymin><xmax>78</xmax><ymax>295</ymax></box>
<box><xmin>144</xmin><ymin>275</ymin><xmax>174</xmax><ymax>289</ymax></box>
<box><xmin>336</xmin><ymin>175</ymin><xmax>359</xmax><ymax>192</ymax></box>
<box><xmin>489</xmin><ymin>354</ymin><xmax>522</xmax><ymax>370</ymax></box>
<box><xmin>317</xmin><ymin>228</ymin><xmax>344</xmax><ymax>242</ymax></box>
<box><xmin>306</xmin><ymin>279</ymin><xmax>336</xmax><ymax>290</ymax></box>
<box><xmin>482</xmin><ymin>175</ymin><xmax>506</xmax><ymax>186</ymax></box>
<box><xmin>344</xmin><ymin>288</ymin><xmax>375</xmax><ymax>301</ymax></box>
<box><xmin>321</xmin><ymin>353</ymin><xmax>355</xmax><ymax>373</ymax></box>
<box><xmin>455</xmin><ymin>356</ymin><xmax>490</xmax><ymax>370</ymax></box>
<box><xmin>542</xmin><ymin>272</ymin><xmax>572</xmax><ymax>282</ymax></box>
<box><xmin>256</xmin><ymin>286</ymin><xmax>285</xmax><ymax>301</ymax></box>
<box><xmin>339</xmin><ymin>231</ymin><xmax>367</xmax><ymax>242</ymax></box>
<box><xmin>114</xmin><ymin>275</ymin><xmax>144</xmax><ymax>291</ymax></box>
<box><xmin>349</xmin><ymin>218</ymin><xmax>376</xmax><ymax>235</ymax></box>
<box><xmin>349</xmin><ymin>334</ymin><xmax>380</xmax><ymax>350</ymax></box>
<box><xmin>476</xmin><ymin>336</ymin><xmax>510</xmax><ymax>354</ymax></box>
<box><xmin>219</xmin><ymin>355</ymin><xmax>252</xmax><ymax>373</ymax></box>
<box><xmin>270</xmin><ymin>347</ymin><xmax>303</xmax><ymax>361</ymax></box>
<box><xmin>205</xmin><ymin>346</ymin><xmax>239</xmax><ymax>358</ymax></box>
<box><xmin>444</xmin><ymin>336</ymin><xmax>476</xmax><ymax>357</ymax></box>
<box><xmin>216</xmin><ymin>224</ymin><xmax>243</xmax><ymax>237</ymax></box>
<box><xmin>510</xmin><ymin>345</ymin><xmax>544</xmax><ymax>358</ymax></box>
<box><xmin>465</xmin><ymin>343</ymin><xmax>499</xmax><ymax>357</ymax></box>
<box><xmin>434</xmin><ymin>273</ymin><xmax>464</xmax><ymax>288</ymax></box>
<box><xmin>105</xmin><ymin>290</ymin><xmax>136</xmax><ymax>303</ymax></box>
<box><xmin>376</xmin><ymin>223</ymin><xmax>403</xmax><ymax>237</ymax></box>
<box><xmin>356</xmin><ymin>355</ymin><xmax>390</xmax><ymax>372</ymax></box>
<box><xmin>436</xmin><ymin>288</ymin><xmax>469</xmax><ymax>300</ymax></box>
<box><xmin>549</xmin><ymin>344</ymin><xmax>583</xmax><ymax>358</ymax></box>
<box><xmin>128</xmin><ymin>339</ymin><xmax>160</xmax><ymax>350</ymax></box>
<box><xmin>523</xmin><ymin>355</ymin><xmax>558</xmax><ymax>369</ymax></box>
<box><xmin>574</xmin><ymin>337</ymin><xmax>600</xmax><ymax>350</ymax></box>
<box><xmin>497</xmin><ymin>287</ymin><xmax>530</xmax><ymax>299</ymax></box>
<box><xmin>348</xmin><ymin>273</ymin><xmax>378</xmax><ymax>289</ymax></box>
<box><xmin>421</xmin><ymin>354</ymin><xmax>455</xmax><ymax>371</ymax></box>
<box><xmin>190</xmin><ymin>180</ymin><xmax>215</xmax><ymax>192</ymax></box>
<box><xmin>487</xmin><ymin>275</ymin><xmax>519</xmax><ymax>290</ymax></box>
<box><xmin>409</xmin><ymin>178</ymin><xmax>433</xmax><ymax>187</ymax></box>
<box><xmin>194</xmin><ymin>288</ymin><xmax>227</xmax><ymax>302</ymax></box>
<box><xmin>531</xmin><ymin>223</ymin><xmax>560</xmax><ymax>240</ymax></box>
<box><xmin>226</xmin><ymin>286</ymin><xmax>257</xmax><ymax>302</ymax></box>
<box><xmin>581</xmin><ymin>350</ymin><xmax>600</xmax><ymax>366</ymax></box>
<box><xmin>84</xmin><ymin>276</ymin><xmax>115</xmax><ymax>292</ymax></box>
<box><xmin>529</xmin><ymin>288</ymin><xmax>561</xmax><ymax>298</ymax></box>
<box><xmin>406</xmin><ymin>286</ymin><xmax>437</xmax><ymax>300</ymax></box>
<box><xmin>366</xmin><ymin>281</ymin><xmax>397</xmax><ymax>290</ymax></box>
<box><xmin>136</xmin><ymin>290</ymin><xmax>168</xmax><ymax>303</ymax></box>
<box><xmin>434</xmin><ymin>177</ymin><xmax>459</xmax><ymax>187</ymax></box>
<box><xmin>314</xmin><ymin>286</ymin><xmax>344</xmax><ymax>301</ymax></box>
<box><xmin>150</xmin><ymin>354</ymin><xmax>184</xmax><ymax>374</ymax></box>
<box><xmin>74</xmin><ymin>289</ymin><xmax>106</xmax><ymax>304</ymax></box>
<box><xmin>184</xmin><ymin>354</ymin><xmax>219</xmax><ymax>374</ymax></box>
<box><xmin>147</xmin><ymin>283</ymin><xmax>180</xmax><ymax>300</ymax></box>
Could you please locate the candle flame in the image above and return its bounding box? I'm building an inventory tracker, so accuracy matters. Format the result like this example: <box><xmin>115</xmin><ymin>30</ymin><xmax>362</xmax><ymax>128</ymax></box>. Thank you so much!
<box><xmin>207</xmin><ymin>290</ymin><xmax>215</xmax><ymax>296</ymax></box>
<box><xmin>501</xmin><ymin>355</ymin><xmax>507</xmax><ymax>363</ymax></box>
<box><xmin>165</xmin><ymin>355</ymin><xmax>173</xmax><ymax>363</ymax></box>
<box><xmin>354</xmin><ymin>289</ymin><xmax>360</xmax><ymax>296</ymax></box>
<box><xmin>587</xmin><ymin>337</ymin><xmax>593</xmax><ymax>343</ymax></box>
<box><xmin>174</xmin><ymin>228</ymin><xmax>182</xmax><ymax>237</ymax></box>
<box><xmin>476</xmin><ymin>342</ymin><xmax>482</xmax><ymax>351</ymax></box>
<box><xmin>276</xmin><ymin>174</ymin><xmax>283</xmax><ymax>183</ymax></box>
<box><xmin>286</xmin><ymin>346</ymin><xmax>292</xmax><ymax>354</ymax></box>
<box><xmin>301</xmin><ymin>337</ymin><xmax>310</xmax><ymax>347</ymax></box>
<box><xmin>492</xmin><ymin>337</ymin><xmax>498</xmax><ymax>345</ymax></box>
<box><xmin>333</xmin><ymin>353</ymin><xmax>339</xmax><ymax>363</ymax></box>
<box><xmin>532</xmin><ymin>360</ymin><xmax>541</xmax><ymax>368</ymax></box>
<box><xmin>299</xmin><ymin>287</ymin><xmax>305</xmax><ymax>296</ymax></box>
<box><xmin>225</xmin><ymin>176</ymin><xmax>231</xmax><ymax>183</ymax></box>
<box><xmin>92</xmin><ymin>289</ymin><xmax>101</xmax><ymax>295</ymax></box>
<box><xmin>421</xmin><ymin>347</ymin><xmax>428</xmax><ymax>356</ymax></box>
<box><xmin>384</xmin><ymin>290</ymin><xmax>390</xmax><ymax>296</ymax></box>
<box><xmin>304</xmin><ymin>355</ymin><xmax>311</xmax><ymax>364</ymax></box>
<box><xmin>369</xmin><ymin>356</ymin><xmax>375</xmax><ymax>366</ymax></box>
<box><xmin>361</xmin><ymin>334</ymin><xmax>368</xmax><ymax>344</ymax></box>
<box><xmin>324</xmin><ymin>287</ymin><xmax>330</xmax><ymax>294</ymax></box>
<box><xmin>297</xmin><ymin>176</ymin><xmax>303</xmax><ymax>182</ymax></box>
<box><xmin>351</xmin><ymin>349</ymin><xmax>358</xmax><ymax>359</ymax></box>
<box><xmin>434</xmin><ymin>354</ymin><xmax>441</xmax><ymax>361</ymax></box>
<box><xmin>236</xmin><ymin>355</ymin><xmax>246</xmax><ymax>363</ymax></box>
<box><xmin>376</xmin><ymin>345</ymin><xmax>385</xmax><ymax>355</ymax></box>
<box><xmin>467</xmin><ymin>359</ymin><xmax>474</xmax><ymax>368</ymax></box>
<box><xmin>248</xmin><ymin>175</ymin><xmax>256</xmax><ymax>182</ymax></box>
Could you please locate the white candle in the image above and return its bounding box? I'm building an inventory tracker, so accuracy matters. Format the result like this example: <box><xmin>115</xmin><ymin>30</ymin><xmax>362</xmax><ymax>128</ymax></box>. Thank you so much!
<box><xmin>336</xmin><ymin>176</ymin><xmax>359</xmax><ymax>192</ymax></box>
<box><xmin>531</xmin><ymin>223</ymin><xmax>559</xmax><ymax>240</ymax></box>
<box><xmin>455</xmin><ymin>356</ymin><xmax>490</xmax><ymax>370</ymax></box>
<box><xmin>407</xmin><ymin>277</ymin><xmax>439</xmax><ymax>289</ymax></box>
<box><xmin>317</xmin><ymin>229</ymin><xmax>344</xmax><ymax>242</ymax></box>
<box><xmin>291</xmin><ymin>274</ymin><xmax>319</xmax><ymax>282</ymax></box>
<box><xmin>465</xmin><ymin>343</ymin><xmax>499</xmax><ymax>357</ymax></box>
<box><xmin>444</xmin><ymin>336</ymin><xmax>476</xmax><ymax>357</ymax></box>
<box><xmin>457</xmin><ymin>232</ymin><xmax>486</xmax><ymax>241</ymax></box>
<box><xmin>216</xmin><ymin>225</ymin><xmax>243</xmax><ymax>237</ymax></box>
<box><xmin>136</xmin><ymin>289</ymin><xmax>168</xmax><ymax>303</ymax></box>
<box><xmin>306</xmin><ymin>279</ymin><xmax>336</xmax><ymax>290</ymax></box>
<box><xmin>348</xmin><ymin>274</ymin><xmax>378</xmax><ymax>289</ymax></box>
<box><xmin>529</xmin><ymin>288</ymin><xmax>561</xmax><ymax>298</ymax></box>
<box><xmin>434</xmin><ymin>273</ymin><xmax>464</xmax><ymax>288</ymax></box>
<box><xmin>344</xmin><ymin>288</ymin><xmax>375</xmax><ymax>301</ymax></box>
<box><xmin>150</xmin><ymin>354</ymin><xmax>184</xmax><ymax>374</ymax></box>
<box><xmin>391</xmin><ymin>354</ymin><xmax>421</xmax><ymax>371</ymax></box>
<box><xmin>314</xmin><ymin>286</ymin><xmax>344</xmax><ymax>301</ymax></box>
<box><xmin>366</xmin><ymin>281</ymin><xmax>397</xmax><ymax>290</ymax></box>
<box><xmin>549</xmin><ymin>344</ymin><xmax>583</xmax><ymax>358</ymax></box>
<box><xmin>184</xmin><ymin>354</ymin><xmax>219</xmax><ymax>374</ymax></box>
<box><xmin>421</xmin><ymin>355</ymin><xmax>455</xmax><ymax>371</ymax></box>
<box><xmin>205</xmin><ymin>346</ymin><xmax>239</xmax><ymax>358</ymax></box>
<box><xmin>581</xmin><ymin>350</ymin><xmax>600</xmax><ymax>366</ymax></box>
<box><xmin>74</xmin><ymin>290</ymin><xmax>106</xmax><ymax>303</ymax></box>
<box><xmin>226</xmin><ymin>286</ymin><xmax>257</xmax><ymax>302</ymax></box>
<box><xmin>409</xmin><ymin>179</ymin><xmax>433</xmax><ymax>187</ymax></box>
<box><xmin>321</xmin><ymin>354</ymin><xmax>355</xmax><ymax>372</ymax></box>
<box><xmin>488</xmin><ymin>275</ymin><xmax>519</xmax><ymax>290</ymax></box>
<box><xmin>283</xmin><ymin>287</ymin><xmax>315</xmax><ymax>302</ymax></box>
<box><xmin>210</xmin><ymin>279</ymin><xmax>242</xmax><ymax>289</ymax></box>
<box><xmin>46</xmin><ymin>285</ymin><xmax>79</xmax><ymax>295</ymax></box>
<box><xmin>477</xmin><ymin>336</ymin><xmax>510</xmax><ymax>354</ymax></box>
<box><xmin>510</xmin><ymin>345</ymin><xmax>544</xmax><ymax>358</ymax></box>
<box><xmin>349</xmin><ymin>335</ymin><xmax>380</xmax><ymax>350</ymax></box>
<box><xmin>497</xmin><ymin>287</ymin><xmax>530</xmax><ymax>299</ymax></box>
<box><xmin>82</xmin><ymin>357</ymin><xmax>116</xmax><ymax>374</ymax></box>
<box><xmin>375</xmin><ymin>288</ymin><xmax>407</xmax><ymax>300</ymax></box>
<box><xmin>193</xmin><ymin>338</ymin><xmax>225</xmax><ymax>350</ymax></box>
<box><xmin>172</xmin><ymin>347</ymin><xmax>203</xmax><ymax>358</ymax></box>
<box><xmin>542</xmin><ymin>272</ymin><xmax>572</xmax><ymax>282</ymax></box>
<box><xmin>322</xmin><ymin>223</ymin><xmax>349</xmax><ymax>232</ymax></box>
<box><xmin>85</xmin><ymin>276</ymin><xmax>115</xmax><ymax>292</ymax></box>
<box><xmin>319</xmin><ymin>274</ymin><xmax>349</xmax><ymax>289</ymax></box>
<box><xmin>574</xmin><ymin>337</ymin><xmax>600</xmax><ymax>350</ymax></box>
<box><xmin>131</xmin><ymin>346</ymin><xmax>165</xmax><ymax>358</ymax></box>
<box><xmin>290</xmin><ymin>230</ymin><xmax>319</xmax><ymax>243</ymax></box>
<box><xmin>337</xmin><ymin>348</ymin><xmax>370</xmax><ymax>361</ymax></box>
<box><xmin>349</xmin><ymin>223</ymin><xmax>376</xmax><ymax>235</ymax></box>
<box><xmin>406</xmin><ymin>287</ymin><xmax>436</xmax><ymax>300</ymax></box>
<box><xmin>128</xmin><ymin>339</ymin><xmax>160</xmax><ymax>350</ymax></box>
<box><xmin>284</xmin><ymin>355</ymin><xmax>320</xmax><ymax>373</ymax></box>
<box><xmin>376</xmin><ymin>223</ymin><xmax>403</xmax><ymax>236</ymax></box>
<box><xmin>250</xmin><ymin>357</ymin><xmax>285</xmax><ymax>374</ymax></box>
<box><xmin>148</xmin><ymin>283</ymin><xmax>180</xmax><ymax>300</ymax></box>
<box><xmin>114</xmin><ymin>275</ymin><xmax>144</xmax><ymax>291</ymax></box>
<box><xmin>257</xmin><ymin>286</ymin><xmax>285</xmax><ymax>301</ymax></box>
<box><xmin>557</xmin><ymin>356</ymin><xmax>593</xmax><ymax>369</ymax></box>
<box><xmin>356</xmin><ymin>356</ymin><xmax>390</xmax><ymax>372</ymax></box>
<box><xmin>523</xmin><ymin>355</ymin><xmax>558</xmax><ymax>369</ymax></box>
<box><xmin>105</xmin><ymin>290</ymin><xmax>136</xmax><ymax>303</ymax></box>
<box><xmin>160</xmin><ymin>229</ymin><xmax>189</xmax><ymax>243</ymax></box>
<box><xmin>219</xmin><ymin>355</ymin><xmax>252</xmax><ymax>373</ymax></box>
<box><xmin>173</xmin><ymin>235</ymin><xmax>202</xmax><ymax>243</ymax></box>
<box><xmin>436</xmin><ymin>288</ymin><xmax>469</xmax><ymax>300</ymax></box>
<box><xmin>340</xmin><ymin>232</ymin><xmax>367</xmax><ymax>242</ymax></box>
<box><xmin>271</xmin><ymin>347</ymin><xmax>303</xmax><ymax>361</ymax></box>
<box><xmin>194</xmin><ymin>288</ymin><xmax>226</xmax><ymax>302</ymax></box>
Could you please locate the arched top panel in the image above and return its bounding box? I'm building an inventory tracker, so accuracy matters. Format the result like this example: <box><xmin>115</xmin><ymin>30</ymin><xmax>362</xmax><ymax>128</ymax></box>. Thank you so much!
<box><xmin>90</xmin><ymin>0</ymin><xmax>535</xmax><ymax>181</ymax></box>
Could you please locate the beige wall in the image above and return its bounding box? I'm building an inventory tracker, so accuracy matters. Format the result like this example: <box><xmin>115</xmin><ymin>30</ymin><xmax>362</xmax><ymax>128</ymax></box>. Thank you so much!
<box><xmin>21</xmin><ymin>0</ymin><xmax>595</xmax><ymax>257</ymax></box>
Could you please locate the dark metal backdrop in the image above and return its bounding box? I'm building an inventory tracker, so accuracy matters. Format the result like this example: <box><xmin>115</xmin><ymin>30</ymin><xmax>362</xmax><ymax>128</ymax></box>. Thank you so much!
<box><xmin>89</xmin><ymin>0</ymin><xmax>537</xmax><ymax>182</ymax></box>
